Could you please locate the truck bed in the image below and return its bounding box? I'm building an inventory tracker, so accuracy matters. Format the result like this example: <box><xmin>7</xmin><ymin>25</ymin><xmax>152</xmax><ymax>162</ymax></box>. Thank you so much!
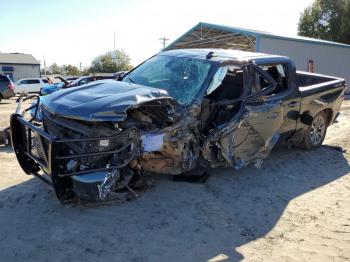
<box><xmin>296</xmin><ymin>71</ymin><xmax>345</xmax><ymax>97</ymax></box>
<box><xmin>295</xmin><ymin>71</ymin><xmax>345</xmax><ymax>132</ymax></box>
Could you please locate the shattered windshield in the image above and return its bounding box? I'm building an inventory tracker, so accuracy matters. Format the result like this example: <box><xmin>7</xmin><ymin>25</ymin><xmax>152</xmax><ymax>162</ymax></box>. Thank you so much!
<box><xmin>123</xmin><ymin>55</ymin><xmax>213</xmax><ymax>105</ymax></box>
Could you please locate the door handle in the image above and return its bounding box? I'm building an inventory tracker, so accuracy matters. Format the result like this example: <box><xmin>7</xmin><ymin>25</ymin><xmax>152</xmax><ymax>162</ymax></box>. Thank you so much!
<box><xmin>288</xmin><ymin>101</ymin><xmax>298</xmax><ymax>107</ymax></box>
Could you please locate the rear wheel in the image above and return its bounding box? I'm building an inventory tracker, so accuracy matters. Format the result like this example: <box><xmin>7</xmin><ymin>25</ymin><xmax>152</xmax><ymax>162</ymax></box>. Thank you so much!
<box><xmin>301</xmin><ymin>111</ymin><xmax>328</xmax><ymax>149</ymax></box>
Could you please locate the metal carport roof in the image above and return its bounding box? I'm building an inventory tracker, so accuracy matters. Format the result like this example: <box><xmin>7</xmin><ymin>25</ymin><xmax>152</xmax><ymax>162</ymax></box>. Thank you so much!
<box><xmin>165</xmin><ymin>22</ymin><xmax>350</xmax><ymax>52</ymax></box>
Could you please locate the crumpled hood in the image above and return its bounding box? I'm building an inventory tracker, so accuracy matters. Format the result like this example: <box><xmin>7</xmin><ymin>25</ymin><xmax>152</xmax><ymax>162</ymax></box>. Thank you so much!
<box><xmin>42</xmin><ymin>80</ymin><xmax>175</xmax><ymax>121</ymax></box>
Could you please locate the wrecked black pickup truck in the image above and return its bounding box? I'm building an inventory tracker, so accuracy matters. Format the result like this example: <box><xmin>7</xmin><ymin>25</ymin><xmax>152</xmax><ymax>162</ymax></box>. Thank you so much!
<box><xmin>11</xmin><ymin>49</ymin><xmax>346</xmax><ymax>203</ymax></box>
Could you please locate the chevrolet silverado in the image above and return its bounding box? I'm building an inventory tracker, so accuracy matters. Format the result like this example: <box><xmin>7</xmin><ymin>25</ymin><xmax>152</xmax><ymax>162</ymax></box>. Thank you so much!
<box><xmin>11</xmin><ymin>49</ymin><xmax>346</xmax><ymax>203</ymax></box>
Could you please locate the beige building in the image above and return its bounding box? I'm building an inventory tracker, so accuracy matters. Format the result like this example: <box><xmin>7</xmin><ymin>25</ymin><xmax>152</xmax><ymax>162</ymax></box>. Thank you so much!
<box><xmin>0</xmin><ymin>53</ymin><xmax>40</xmax><ymax>81</ymax></box>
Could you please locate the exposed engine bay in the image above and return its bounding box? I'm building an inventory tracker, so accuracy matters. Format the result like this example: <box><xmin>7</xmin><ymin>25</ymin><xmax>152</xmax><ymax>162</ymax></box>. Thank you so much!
<box><xmin>39</xmin><ymin>99</ymin><xmax>204</xmax><ymax>202</ymax></box>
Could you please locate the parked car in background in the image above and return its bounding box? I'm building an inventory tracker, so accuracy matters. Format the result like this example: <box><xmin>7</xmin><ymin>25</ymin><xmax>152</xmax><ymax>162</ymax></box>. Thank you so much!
<box><xmin>40</xmin><ymin>75</ymin><xmax>118</xmax><ymax>95</ymax></box>
<box><xmin>0</xmin><ymin>74</ymin><xmax>15</xmax><ymax>102</ymax></box>
<box><xmin>14</xmin><ymin>78</ymin><xmax>52</xmax><ymax>94</ymax></box>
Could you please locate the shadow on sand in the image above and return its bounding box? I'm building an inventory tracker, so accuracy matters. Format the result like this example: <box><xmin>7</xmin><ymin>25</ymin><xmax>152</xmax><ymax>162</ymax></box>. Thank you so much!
<box><xmin>0</xmin><ymin>145</ymin><xmax>349</xmax><ymax>261</ymax></box>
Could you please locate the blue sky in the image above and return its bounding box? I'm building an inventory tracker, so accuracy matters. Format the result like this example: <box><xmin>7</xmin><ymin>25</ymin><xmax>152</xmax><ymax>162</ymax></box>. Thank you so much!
<box><xmin>1</xmin><ymin>0</ymin><xmax>314</xmax><ymax>68</ymax></box>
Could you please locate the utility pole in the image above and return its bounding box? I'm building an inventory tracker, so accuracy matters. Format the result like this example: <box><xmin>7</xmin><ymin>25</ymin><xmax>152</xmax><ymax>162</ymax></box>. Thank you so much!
<box><xmin>159</xmin><ymin>37</ymin><xmax>169</xmax><ymax>49</ymax></box>
<box><xmin>43</xmin><ymin>57</ymin><xmax>46</xmax><ymax>76</ymax></box>
<box><xmin>79</xmin><ymin>62</ymin><xmax>82</xmax><ymax>72</ymax></box>
<box><xmin>113</xmin><ymin>30</ymin><xmax>116</xmax><ymax>52</ymax></box>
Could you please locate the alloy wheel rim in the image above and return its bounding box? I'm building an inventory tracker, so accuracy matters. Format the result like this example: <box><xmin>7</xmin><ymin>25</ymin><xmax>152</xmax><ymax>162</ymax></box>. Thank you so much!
<box><xmin>309</xmin><ymin>115</ymin><xmax>325</xmax><ymax>145</ymax></box>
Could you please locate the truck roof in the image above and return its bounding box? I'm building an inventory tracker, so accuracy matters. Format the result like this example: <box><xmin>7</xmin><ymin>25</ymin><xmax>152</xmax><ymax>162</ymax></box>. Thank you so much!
<box><xmin>162</xmin><ymin>48</ymin><xmax>288</xmax><ymax>63</ymax></box>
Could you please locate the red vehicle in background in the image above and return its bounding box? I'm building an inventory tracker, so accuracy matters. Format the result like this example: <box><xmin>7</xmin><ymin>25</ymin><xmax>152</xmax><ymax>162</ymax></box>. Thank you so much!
<box><xmin>0</xmin><ymin>74</ymin><xmax>15</xmax><ymax>102</ymax></box>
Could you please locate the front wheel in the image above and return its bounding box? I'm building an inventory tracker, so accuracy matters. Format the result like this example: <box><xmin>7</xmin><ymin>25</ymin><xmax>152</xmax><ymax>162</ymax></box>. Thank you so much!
<box><xmin>300</xmin><ymin>111</ymin><xmax>328</xmax><ymax>149</ymax></box>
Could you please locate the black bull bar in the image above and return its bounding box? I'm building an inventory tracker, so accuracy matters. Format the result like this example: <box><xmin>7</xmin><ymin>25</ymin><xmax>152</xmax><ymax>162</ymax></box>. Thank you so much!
<box><xmin>10</xmin><ymin>114</ymin><xmax>136</xmax><ymax>202</ymax></box>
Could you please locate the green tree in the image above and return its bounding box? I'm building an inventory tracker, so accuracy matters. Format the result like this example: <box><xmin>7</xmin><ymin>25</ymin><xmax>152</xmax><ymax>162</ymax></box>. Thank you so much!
<box><xmin>63</xmin><ymin>64</ymin><xmax>80</xmax><ymax>76</ymax></box>
<box><xmin>48</xmin><ymin>63</ymin><xmax>63</xmax><ymax>74</ymax></box>
<box><xmin>298</xmin><ymin>0</ymin><xmax>350</xmax><ymax>44</ymax></box>
<box><xmin>89</xmin><ymin>50</ymin><xmax>133</xmax><ymax>73</ymax></box>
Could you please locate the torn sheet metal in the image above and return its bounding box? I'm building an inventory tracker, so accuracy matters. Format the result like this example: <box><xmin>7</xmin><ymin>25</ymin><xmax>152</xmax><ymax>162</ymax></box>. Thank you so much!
<box><xmin>98</xmin><ymin>168</ymin><xmax>120</xmax><ymax>200</ymax></box>
<box><xmin>139</xmin><ymin>111</ymin><xmax>200</xmax><ymax>175</ymax></box>
<box><xmin>203</xmin><ymin>101</ymin><xmax>283</xmax><ymax>170</ymax></box>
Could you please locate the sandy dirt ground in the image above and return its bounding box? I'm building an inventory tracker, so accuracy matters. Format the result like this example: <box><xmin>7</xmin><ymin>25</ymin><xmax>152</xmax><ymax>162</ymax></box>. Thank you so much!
<box><xmin>0</xmin><ymin>98</ymin><xmax>350</xmax><ymax>262</ymax></box>
<box><xmin>0</xmin><ymin>97</ymin><xmax>18</xmax><ymax>128</ymax></box>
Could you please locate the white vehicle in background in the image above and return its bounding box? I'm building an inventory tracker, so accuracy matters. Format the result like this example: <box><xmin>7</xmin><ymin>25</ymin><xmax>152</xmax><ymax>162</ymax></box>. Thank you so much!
<box><xmin>14</xmin><ymin>78</ymin><xmax>51</xmax><ymax>94</ymax></box>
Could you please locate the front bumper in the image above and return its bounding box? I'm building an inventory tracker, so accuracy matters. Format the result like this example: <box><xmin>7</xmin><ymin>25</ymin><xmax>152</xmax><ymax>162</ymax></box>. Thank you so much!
<box><xmin>10</xmin><ymin>114</ymin><xmax>138</xmax><ymax>202</ymax></box>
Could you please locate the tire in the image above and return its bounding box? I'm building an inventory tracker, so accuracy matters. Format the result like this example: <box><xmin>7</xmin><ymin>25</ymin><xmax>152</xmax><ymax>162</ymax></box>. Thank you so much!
<box><xmin>300</xmin><ymin>111</ymin><xmax>328</xmax><ymax>149</ymax></box>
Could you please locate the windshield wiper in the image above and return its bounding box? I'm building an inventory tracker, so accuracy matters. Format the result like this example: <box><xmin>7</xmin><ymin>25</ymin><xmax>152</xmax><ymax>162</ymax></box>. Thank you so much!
<box><xmin>126</xmin><ymin>77</ymin><xmax>135</xmax><ymax>84</ymax></box>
